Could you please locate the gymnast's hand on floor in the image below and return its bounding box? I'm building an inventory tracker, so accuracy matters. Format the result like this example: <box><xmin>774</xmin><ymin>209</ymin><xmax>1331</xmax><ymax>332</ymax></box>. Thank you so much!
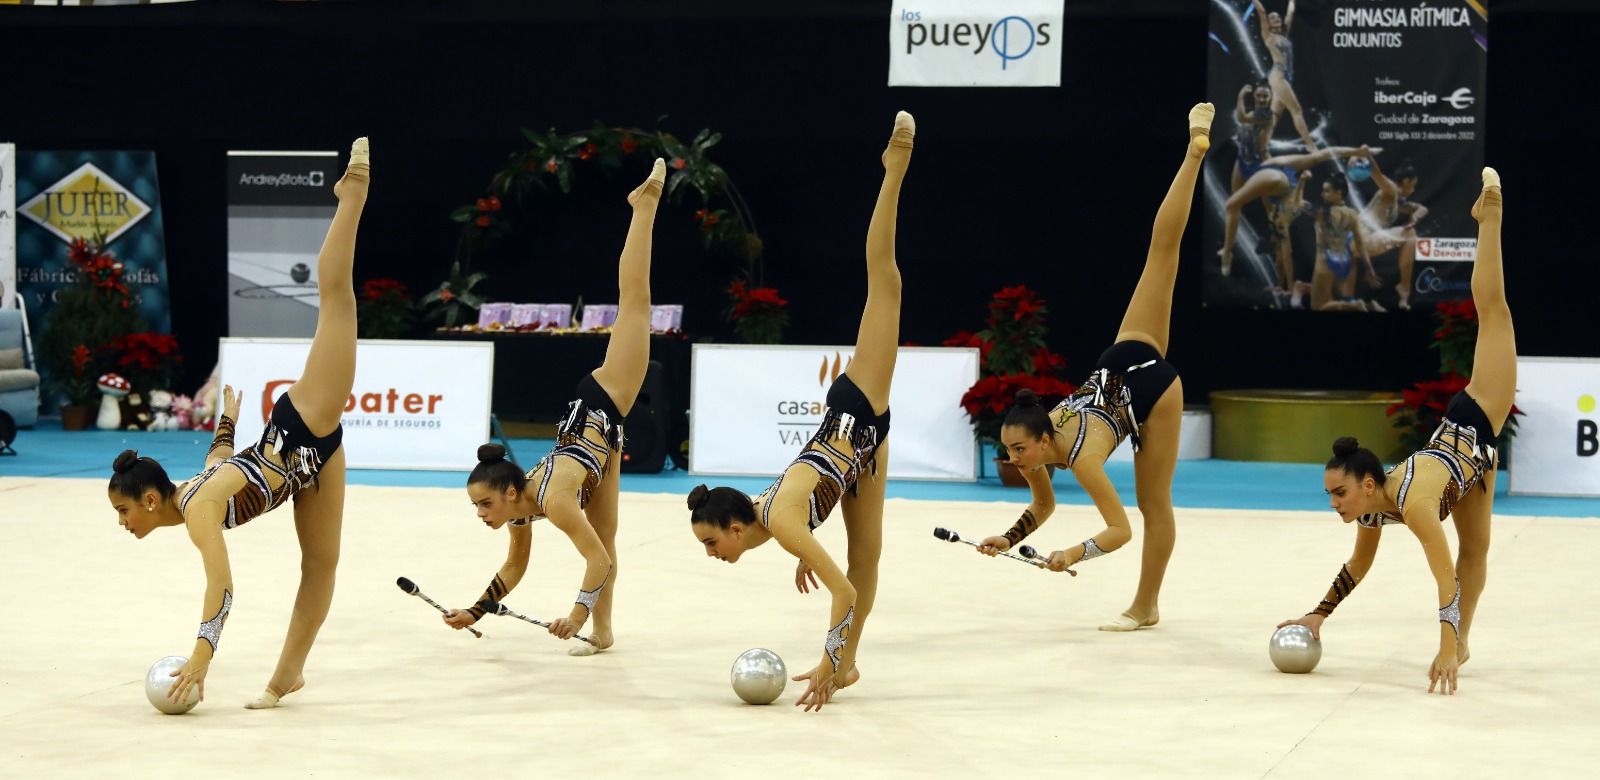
<box><xmin>1428</xmin><ymin>647</ymin><xmax>1459</xmax><ymax>695</ymax></box>
<box><xmin>1276</xmin><ymin>614</ymin><xmax>1324</xmax><ymax>639</ymax></box>
<box><xmin>793</xmin><ymin>660</ymin><xmax>857</xmax><ymax>712</ymax></box>
<box><xmin>549</xmin><ymin>614</ymin><xmax>585</xmax><ymax>640</ymax></box>
<box><xmin>442</xmin><ymin>609</ymin><xmax>479</xmax><ymax>630</ymax></box>
<box><xmin>795</xmin><ymin>560</ymin><xmax>819</xmax><ymax>593</ymax></box>
<box><xmin>974</xmin><ymin>536</ymin><xmax>1011</xmax><ymax>556</ymax></box>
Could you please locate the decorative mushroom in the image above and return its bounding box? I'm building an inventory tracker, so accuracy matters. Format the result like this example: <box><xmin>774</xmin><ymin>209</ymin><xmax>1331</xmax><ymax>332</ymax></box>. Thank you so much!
<box><xmin>96</xmin><ymin>373</ymin><xmax>131</xmax><ymax>430</ymax></box>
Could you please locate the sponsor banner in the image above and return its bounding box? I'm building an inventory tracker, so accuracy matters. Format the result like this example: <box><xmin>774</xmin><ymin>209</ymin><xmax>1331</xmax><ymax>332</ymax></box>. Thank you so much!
<box><xmin>1508</xmin><ymin>357</ymin><xmax>1600</xmax><ymax>498</ymax></box>
<box><xmin>888</xmin><ymin>0</ymin><xmax>1062</xmax><ymax>87</ymax></box>
<box><xmin>1</xmin><ymin>144</ymin><xmax>12</xmax><ymax>308</ymax></box>
<box><xmin>1204</xmin><ymin>0</ymin><xmax>1487</xmax><ymax>311</ymax></box>
<box><xmin>227</xmin><ymin>151</ymin><xmax>342</xmax><ymax>337</ymax></box>
<box><xmin>13</xmin><ymin>149</ymin><xmax>172</xmax><ymax>328</ymax></box>
<box><xmin>690</xmin><ymin>344</ymin><xmax>979</xmax><ymax>480</ymax></box>
<box><xmin>218</xmin><ymin>338</ymin><xmax>494</xmax><ymax>471</ymax></box>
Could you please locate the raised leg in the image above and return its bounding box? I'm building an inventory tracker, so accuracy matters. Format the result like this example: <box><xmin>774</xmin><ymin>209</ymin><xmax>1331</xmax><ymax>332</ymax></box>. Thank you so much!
<box><xmin>286</xmin><ymin>139</ymin><xmax>368</xmax><ymax>436</ymax></box>
<box><xmin>246</xmin><ymin>448</ymin><xmax>345</xmax><ymax>708</ymax></box>
<box><xmin>1117</xmin><ymin>104</ymin><xmax>1211</xmax><ymax>356</ymax></box>
<box><xmin>591</xmin><ymin>159</ymin><xmax>665</xmax><ymax>417</ymax></box>
<box><xmin>844</xmin><ymin>112</ymin><xmax>914</xmax><ymax>414</ymax></box>
<box><xmin>1465</xmin><ymin>170</ymin><xmax>1516</xmax><ymax>430</ymax></box>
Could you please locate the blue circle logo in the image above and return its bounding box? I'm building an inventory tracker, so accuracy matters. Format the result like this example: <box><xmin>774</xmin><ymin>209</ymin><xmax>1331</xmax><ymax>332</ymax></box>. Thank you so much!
<box><xmin>991</xmin><ymin>16</ymin><xmax>1037</xmax><ymax>70</ymax></box>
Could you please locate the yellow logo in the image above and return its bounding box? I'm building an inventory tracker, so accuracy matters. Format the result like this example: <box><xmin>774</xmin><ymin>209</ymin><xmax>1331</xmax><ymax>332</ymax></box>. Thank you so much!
<box><xmin>19</xmin><ymin>162</ymin><xmax>150</xmax><ymax>245</ymax></box>
<box><xmin>818</xmin><ymin>352</ymin><xmax>852</xmax><ymax>386</ymax></box>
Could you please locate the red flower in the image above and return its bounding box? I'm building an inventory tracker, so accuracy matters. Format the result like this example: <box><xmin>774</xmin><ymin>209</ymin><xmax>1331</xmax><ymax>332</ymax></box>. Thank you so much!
<box><xmin>476</xmin><ymin>198</ymin><xmax>491</xmax><ymax>212</ymax></box>
<box><xmin>704</xmin><ymin>213</ymin><xmax>719</xmax><ymax>226</ymax></box>
<box><xmin>361</xmin><ymin>278</ymin><xmax>408</xmax><ymax>303</ymax></box>
<box><xmin>475</xmin><ymin>215</ymin><xmax>491</xmax><ymax>228</ymax></box>
<box><xmin>671</xmin><ymin>158</ymin><xmax>687</xmax><ymax>170</ymax></box>
<box><xmin>439</xmin><ymin>288</ymin><xmax>456</xmax><ymax>302</ymax></box>
<box><xmin>1031</xmin><ymin>347</ymin><xmax>1066</xmax><ymax>375</ymax></box>
<box><xmin>726</xmin><ymin>281</ymin><xmax>788</xmax><ymax>320</ymax></box>
<box><xmin>577</xmin><ymin>143</ymin><xmax>598</xmax><ymax>161</ymax></box>
<box><xmin>486</xmin><ymin>196</ymin><xmax>502</xmax><ymax>212</ymax></box>
<box><xmin>620</xmin><ymin>135</ymin><xmax>638</xmax><ymax>154</ymax></box>
<box><xmin>545</xmin><ymin>158</ymin><xmax>560</xmax><ymax>173</ymax></box>
<box><xmin>72</xmin><ymin>344</ymin><xmax>92</xmax><ymax>375</ymax></box>
<box><xmin>694</xmin><ymin>208</ymin><xmax>709</xmax><ymax>223</ymax></box>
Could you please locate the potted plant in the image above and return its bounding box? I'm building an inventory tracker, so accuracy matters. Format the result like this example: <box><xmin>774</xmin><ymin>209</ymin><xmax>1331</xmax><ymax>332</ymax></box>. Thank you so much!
<box><xmin>724</xmin><ymin>279</ymin><xmax>790</xmax><ymax>344</ymax></box>
<box><xmin>1388</xmin><ymin>299</ymin><xmax>1521</xmax><ymax>460</ymax></box>
<box><xmin>38</xmin><ymin>236</ymin><xmax>144</xmax><ymax>410</ymax></box>
<box><xmin>101</xmin><ymin>332</ymin><xmax>183</xmax><ymax>395</ymax></box>
<box><xmin>56</xmin><ymin>344</ymin><xmax>98</xmax><ymax>430</ymax></box>
<box><xmin>422</xmin><ymin>261</ymin><xmax>488</xmax><ymax>329</ymax></box>
<box><xmin>358</xmin><ymin>278</ymin><xmax>417</xmax><ymax>339</ymax></box>
<box><xmin>947</xmin><ymin>285</ymin><xmax>1077</xmax><ymax>486</ymax></box>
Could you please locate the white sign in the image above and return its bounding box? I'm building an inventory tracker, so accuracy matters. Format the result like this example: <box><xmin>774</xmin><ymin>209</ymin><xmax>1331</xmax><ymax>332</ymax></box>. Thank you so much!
<box><xmin>1508</xmin><ymin>357</ymin><xmax>1600</xmax><ymax>497</ymax></box>
<box><xmin>218</xmin><ymin>338</ymin><xmax>494</xmax><ymax>471</ymax></box>
<box><xmin>690</xmin><ymin>344</ymin><xmax>979</xmax><ymax>480</ymax></box>
<box><xmin>888</xmin><ymin>1</ymin><xmax>1063</xmax><ymax>87</ymax></box>
<box><xmin>1</xmin><ymin>143</ymin><xmax>13</xmax><ymax>309</ymax></box>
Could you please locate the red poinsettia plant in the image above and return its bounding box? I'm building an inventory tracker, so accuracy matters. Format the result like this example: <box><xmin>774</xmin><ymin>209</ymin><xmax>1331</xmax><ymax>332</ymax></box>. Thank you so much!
<box><xmin>948</xmin><ymin>285</ymin><xmax>1076</xmax><ymax>456</ymax></box>
<box><xmin>1387</xmin><ymin>300</ymin><xmax>1522</xmax><ymax>453</ymax></box>
<box><xmin>102</xmin><ymin>332</ymin><xmax>182</xmax><ymax>393</ymax></box>
<box><xmin>725</xmin><ymin>279</ymin><xmax>789</xmax><ymax>344</ymax></box>
<box><xmin>358</xmin><ymin>277</ymin><xmax>417</xmax><ymax>339</ymax></box>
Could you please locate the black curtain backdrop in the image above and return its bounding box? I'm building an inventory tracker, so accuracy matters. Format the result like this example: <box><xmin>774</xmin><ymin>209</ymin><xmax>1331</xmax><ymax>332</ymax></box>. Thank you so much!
<box><xmin>3</xmin><ymin>0</ymin><xmax>1594</xmax><ymax>401</ymax></box>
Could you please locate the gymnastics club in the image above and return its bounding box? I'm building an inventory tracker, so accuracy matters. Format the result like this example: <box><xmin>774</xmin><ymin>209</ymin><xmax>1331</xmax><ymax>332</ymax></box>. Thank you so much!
<box><xmin>396</xmin><ymin>576</ymin><xmax>484</xmax><ymax>638</ymax></box>
<box><xmin>931</xmin><ymin>527</ymin><xmax>1077</xmax><ymax>576</ymax></box>
<box><xmin>479</xmin><ymin>600</ymin><xmax>598</xmax><ymax>647</ymax></box>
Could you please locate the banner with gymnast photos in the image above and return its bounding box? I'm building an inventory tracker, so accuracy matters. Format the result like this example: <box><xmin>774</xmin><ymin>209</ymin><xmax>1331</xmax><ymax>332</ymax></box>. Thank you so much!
<box><xmin>1</xmin><ymin>144</ymin><xmax>13</xmax><ymax>309</ymax></box>
<box><xmin>227</xmin><ymin>150</ymin><xmax>341</xmax><ymax>338</ymax></box>
<box><xmin>1203</xmin><ymin>0</ymin><xmax>1487</xmax><ymax>312</ymax></box>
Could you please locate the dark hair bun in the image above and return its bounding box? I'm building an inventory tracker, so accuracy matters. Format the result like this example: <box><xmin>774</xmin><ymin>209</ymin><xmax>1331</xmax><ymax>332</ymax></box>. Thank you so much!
<box><xmin>113</xmin><ymin>449</ymin><xmax>140</xmax><ymax>473</ymax></box>
<box><xmin>1013</xmin><ymin>388</ymin><xmax>1041</xmax><ymax>408</ymax></box>
<box><xmin>687</xmin><ymin>484</ymin><xmax>711</xmax><ymax>511</ymax></box>
<box><xmin>1332</xmin><ymin>437</ymin><xmax>1360</xmax><ymax>458</ymax></box>
<box><xmin>477</xmin><ymin>443</ymin><xmax>507</xmax><ymax>463</ymax></box>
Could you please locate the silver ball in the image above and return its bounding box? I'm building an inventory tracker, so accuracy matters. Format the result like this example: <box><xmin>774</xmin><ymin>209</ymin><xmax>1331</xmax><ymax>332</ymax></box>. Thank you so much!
<box><xmin>145</xmin><ymin>655</ymin><xmax>200</xmax><ymax>714</ymax></box>
<box><xmin>1269</xmin><ymin>625</ymin><xmax>1322</xmax><ymax>674</ymax></box>
<box><xmin>730</xmin><ymin>648</ymin><xmax>787</xmax><ymax>705</ymax></box>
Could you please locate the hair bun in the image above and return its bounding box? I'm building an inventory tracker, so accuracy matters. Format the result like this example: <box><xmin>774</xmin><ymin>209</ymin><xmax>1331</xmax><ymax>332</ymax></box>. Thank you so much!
<box><xmin>477</xmin><ymin>443</ymin><xmax>507</xmax><ymax>463</ymax></box>
<box><xmin>1332</xmin><ymin>437</ymin><xmax>1360</xmax><ymax>458</ymax></box>
<box><xmin>687</xmin><ymin>484</ymin><xmax>710</xmax><ymax>511</ymax></box>
<box><xmin>1013</xmin><ymin>388</ymin><xmax>1041</xmax><ymax>408</ymax></box>
<box><xmin>113</xmin><ymin>449</ymin><xmax>140</xmax><ymax>473</ymax></box>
